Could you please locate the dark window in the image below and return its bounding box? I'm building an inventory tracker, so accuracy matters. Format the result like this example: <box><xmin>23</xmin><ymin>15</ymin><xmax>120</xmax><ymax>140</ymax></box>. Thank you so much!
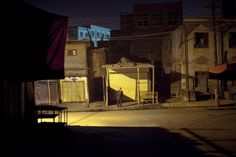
<box><xmin>137</xmin><ymin>14</ymin><xmax>149</xmax><ymax>27</ymax></box>
<box><xmin>194</xmin><ymin>32</ymin><xmax>209</xmax><ymax>48</ymax></box>
<box><xmin>232</xmin><ymin>80</ymin><xmax>236</xmax><ymax>86</ymax></box>
<box><xmin>167</xmin><ymin>13</ymin><xmax>180</xmax><ymax>25</ymax></box>
<box><xmin>152</xmin><ymin>13</ymin><xmax>164</xmax><ymax>26</ymax></box>
<box><xmin>229</xmin><ymin>32</ymin><xmax>236</xmax><ymax>48</ymax></box>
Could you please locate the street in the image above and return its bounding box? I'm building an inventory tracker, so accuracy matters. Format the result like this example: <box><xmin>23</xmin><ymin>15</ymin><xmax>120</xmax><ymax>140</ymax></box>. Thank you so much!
<box><xmin>67</xmin><ymin>107</ymin><xmax>236</xmax><ymax>157</ymax></box>
<box><xmin>2</xmin><ymin>107</ymin><xmax>236</xmax><ymax>157</ymax></box>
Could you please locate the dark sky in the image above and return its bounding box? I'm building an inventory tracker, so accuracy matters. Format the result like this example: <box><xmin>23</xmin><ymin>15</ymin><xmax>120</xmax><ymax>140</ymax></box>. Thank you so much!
<box><xmin>23</xmin><ymin>0</ymin><xmax>224</xmax><ymax>29</ymax></box>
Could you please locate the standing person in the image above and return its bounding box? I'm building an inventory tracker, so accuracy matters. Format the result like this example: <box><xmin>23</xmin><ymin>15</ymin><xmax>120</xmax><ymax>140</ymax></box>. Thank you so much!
<box><xmin>116</xmin><ymin>87</ymin><xmax>123</xmax><ymax>107</ymax></box>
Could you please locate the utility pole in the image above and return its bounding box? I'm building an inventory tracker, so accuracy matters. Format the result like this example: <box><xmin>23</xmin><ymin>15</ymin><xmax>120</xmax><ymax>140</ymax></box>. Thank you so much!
<box><xmin>208</xmin><ymin>0</ymin><xmax>220</xmax><ymax>106</ymax></box>
<box><xmin>184</xmin><ymin>24</ymin><xmax>190</xmax><ymax>102</ymax></box>
<box><xmin>211</xmin><ymin>0</ymin><xmax>218</xmax><ymax>66</ymax></box>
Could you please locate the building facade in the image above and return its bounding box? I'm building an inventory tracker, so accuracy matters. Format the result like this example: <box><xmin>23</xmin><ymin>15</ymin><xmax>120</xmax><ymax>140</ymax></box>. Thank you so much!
<box><xmin>61</xmin><ymin>40</ymin><xmax>91</xmax><ymax>103</ymax></box>
<box><xmin>120</xmin><ymin>1</ymin><xmax>182</xmax><ymax>34</ymax></box>
<box><xmin>109</xmin><ymin>2</ymin><xmax>183</xmax><ymax>100</ymax></box>
<box><xmin>169</xmin><ymin>18</ymin><xmax>236</xmax><ymax>100</ymax></box>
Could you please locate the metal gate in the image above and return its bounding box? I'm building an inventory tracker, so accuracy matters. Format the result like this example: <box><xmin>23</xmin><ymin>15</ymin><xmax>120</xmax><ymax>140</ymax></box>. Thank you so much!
<box><xmin>60</xmin><ymin>80</ymin><xmax>85</xmax><ymax>103</ymax></box>
<box><xmin>34</xmin><ymin>80</ymin><xmax>59</xmax><ymax>105</ymax></box>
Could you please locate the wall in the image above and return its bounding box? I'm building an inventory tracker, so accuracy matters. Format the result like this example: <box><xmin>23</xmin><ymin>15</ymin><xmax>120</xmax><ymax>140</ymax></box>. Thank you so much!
<box><xmin>108</xmin><ymin>68</ymin><xmax>150</xmax><ymax>102</ymax></box>
<box><xmin>88</xmin><ymin>48</ymin><xmax>107</xmax><ymax>101</ymax></box>
<box><xmin>170</xmin><ymin>19</ymin><xmax>236</xmax><ymax>100</ymax></box>
<box><xmin>64</xmin><ymin>41</ymin><xmax>90</xmax><ymax>76</ymax></box>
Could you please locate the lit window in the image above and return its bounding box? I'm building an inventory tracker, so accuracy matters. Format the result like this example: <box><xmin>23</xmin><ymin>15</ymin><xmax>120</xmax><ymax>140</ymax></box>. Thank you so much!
<box><xmin>194</xmin><ymin>32</ymin><xmax>209</xmax><ymax>48</ymax></box>
<box><xmin>67</xmin><ymin>49</ymin><xmax>77</xmax><ymax>56</ymax></box>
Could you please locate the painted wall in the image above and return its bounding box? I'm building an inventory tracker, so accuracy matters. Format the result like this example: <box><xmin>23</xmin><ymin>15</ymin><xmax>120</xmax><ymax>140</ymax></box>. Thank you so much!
<box><xmin>108</xmin><ymin>68</ymin><xmax>150</xmax><ymax>101</ymax></box>
<box><xmin>64</xmin><ymin>41</ymin><xmax>90</xmax><ymax>76</ymax></box>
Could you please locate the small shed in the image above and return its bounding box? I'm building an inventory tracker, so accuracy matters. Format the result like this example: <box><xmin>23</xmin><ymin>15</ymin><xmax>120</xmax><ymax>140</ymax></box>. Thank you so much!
<box><xmin>102</xmin><ymin>58</ymin><xmax>157</xmax><ymax>106</ymax></box>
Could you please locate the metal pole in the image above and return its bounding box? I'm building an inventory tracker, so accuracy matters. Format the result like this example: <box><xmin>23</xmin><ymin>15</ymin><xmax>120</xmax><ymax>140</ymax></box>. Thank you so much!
<box><xmin>152</xmin><ymin>66</ymin><xmax>155</xmax><ymax>103</ymax></box>
<box><xmin>137</xmin><ymin>67</ymin><xmax>140</xmax><ymax>106</ymax></box>
<box><xmin>105</xmin><ymin>68</ymin><xmax>109</xmax><ymax>107</ymax></box>
<box><xmin>47</xmin><ymin>80</ymin><xmax>50</xmax><ymax>105</ymax></box>
<box><xmin>21</xmin><ymin>82</ymin><xmax>25</xmax><ymax>122</ymax></box>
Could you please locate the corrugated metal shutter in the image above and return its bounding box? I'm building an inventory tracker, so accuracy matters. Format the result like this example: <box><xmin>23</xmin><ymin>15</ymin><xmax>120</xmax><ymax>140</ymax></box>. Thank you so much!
<box><xmin>34</xmin><ymin>80</ymin><xmax>59</xmax><ymax>105</ymax></box>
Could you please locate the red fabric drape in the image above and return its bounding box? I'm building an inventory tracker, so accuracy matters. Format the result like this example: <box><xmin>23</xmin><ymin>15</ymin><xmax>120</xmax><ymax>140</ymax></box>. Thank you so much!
<box><xmin>1</xmin><ymin>1</ymin><xmax>68</xmax><ymax>81</ymax></box>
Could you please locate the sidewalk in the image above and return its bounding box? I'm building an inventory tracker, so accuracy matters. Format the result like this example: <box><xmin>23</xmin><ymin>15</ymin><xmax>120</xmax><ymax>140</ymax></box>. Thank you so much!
<box><xmin>60</xmin><ymin>98</ymin><xmax>236</xmax><ymax>112</ymax></box>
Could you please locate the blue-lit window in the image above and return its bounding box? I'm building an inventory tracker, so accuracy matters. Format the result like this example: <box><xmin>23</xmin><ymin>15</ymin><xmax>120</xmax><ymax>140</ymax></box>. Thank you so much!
<box><xmin>80</xmin><ymin>32</ymin><xmax>83</xmax><ymax>37</ymax></box>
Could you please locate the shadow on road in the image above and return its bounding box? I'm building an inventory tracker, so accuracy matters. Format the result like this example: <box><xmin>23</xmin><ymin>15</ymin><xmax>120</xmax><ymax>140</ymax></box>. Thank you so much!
<box><xmin>1</xmin><ymin>124</ymin><xmax>219</xmax><ymax>157</ymax></box>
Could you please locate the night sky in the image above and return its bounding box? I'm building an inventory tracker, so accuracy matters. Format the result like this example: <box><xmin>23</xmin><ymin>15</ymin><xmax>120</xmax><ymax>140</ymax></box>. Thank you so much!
<box><xmin>23</xmin><ymin>0</ymin><xmax>227</xmax><ymax>29</ymax></box>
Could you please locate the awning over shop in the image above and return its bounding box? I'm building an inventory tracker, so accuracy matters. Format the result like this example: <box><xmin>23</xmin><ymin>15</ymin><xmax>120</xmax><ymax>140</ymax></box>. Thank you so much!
<box><xmin>208</xmin><ymin>62</ymin><xmax>236</xmax><ymax>80</ymax></box>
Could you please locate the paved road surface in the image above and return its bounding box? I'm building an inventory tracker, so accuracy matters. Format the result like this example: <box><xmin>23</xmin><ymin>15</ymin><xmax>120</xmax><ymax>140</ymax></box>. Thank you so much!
<box><xmin>2</xmin><ymin>107</ymin><xmax>236</xmax><ymax>157</ymax></box>
<box><xmin>67</xmin><ymin>108</ymin><xmax>236</xmax><ymax>157</ymax></box>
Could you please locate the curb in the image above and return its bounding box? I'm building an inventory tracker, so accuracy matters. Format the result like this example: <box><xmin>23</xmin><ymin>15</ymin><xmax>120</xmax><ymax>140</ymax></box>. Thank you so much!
<box><xmin>64</xmin><ymin>100</ymin><xmax>236</xmax><ymax>112</ymax></box>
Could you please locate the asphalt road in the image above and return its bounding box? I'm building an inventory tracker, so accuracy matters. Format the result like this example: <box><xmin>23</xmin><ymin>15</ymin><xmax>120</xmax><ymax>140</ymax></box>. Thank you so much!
<box><xmin>2</xmin><ymin>107</ymin><xmax>236</xmax><ymax>157</ymax></box>
<box><xmin>67</xmin><ymin>108</ymin><xmax>236</xmax><ymax>157</ymax></box>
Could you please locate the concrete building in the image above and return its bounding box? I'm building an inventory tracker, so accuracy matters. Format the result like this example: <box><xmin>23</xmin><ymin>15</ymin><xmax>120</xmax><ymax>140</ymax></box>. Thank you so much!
<box><xmin>120</xmin><ymin>1</ymin><xmax>182</xmax><ymax>34</ymax></box>
<box><xmin>109</xmin><ymin>2</ymin><xmax>182</xmax><ymax>100</ymax></box>
<box><xmin>168</xmin><ymin>18</ymin><xmax>236</xmax><ymax>100</ymax></box>
<box><xmin>60</xmin><ymin>40</ymin><xmax>91</xmax><ymax>103</ymax></box>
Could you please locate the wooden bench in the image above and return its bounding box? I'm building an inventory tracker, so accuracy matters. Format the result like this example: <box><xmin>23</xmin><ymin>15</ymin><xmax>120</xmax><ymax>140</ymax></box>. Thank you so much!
<box><xmin>140</xmin><ymin>91</ymin><xmax>158</xmax><ymax>104</ymax></box>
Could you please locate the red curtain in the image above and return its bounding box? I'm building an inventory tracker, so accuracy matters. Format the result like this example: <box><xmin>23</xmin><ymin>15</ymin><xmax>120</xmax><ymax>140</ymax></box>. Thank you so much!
<box><xmin>1</xmin><ymin>1</ymin><xmax>68</xmax><ymax>81</ymax></box>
